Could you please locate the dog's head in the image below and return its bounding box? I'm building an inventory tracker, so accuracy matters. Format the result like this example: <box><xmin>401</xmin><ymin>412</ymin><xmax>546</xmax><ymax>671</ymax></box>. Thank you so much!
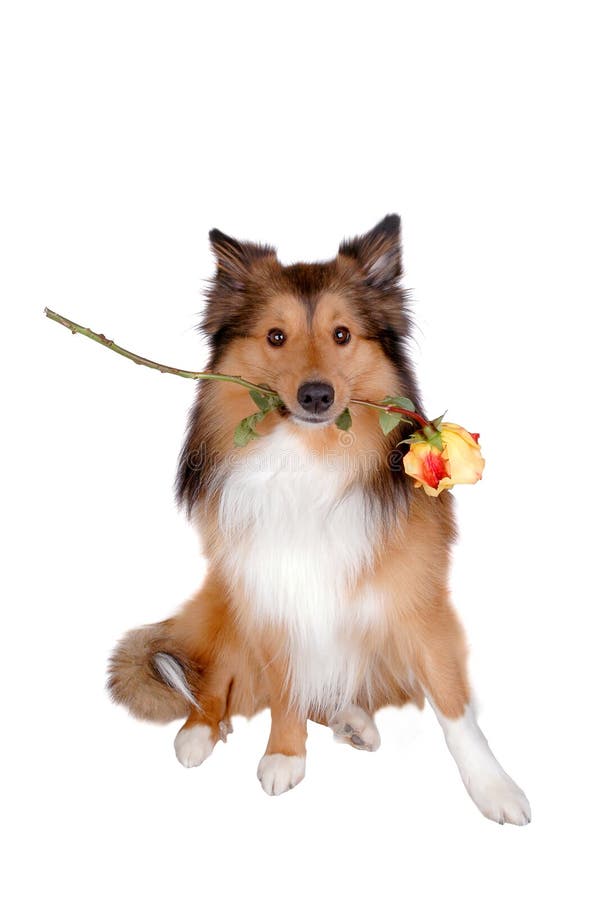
<box><xmin>177</xmin><ymin>216</ymin><xmax>425</xmax><ymax>513</ymax></box>
<box><xmin>202</xmin><ymin>214</ymin><xmax>420</xmax><ymax>427</ymax></box>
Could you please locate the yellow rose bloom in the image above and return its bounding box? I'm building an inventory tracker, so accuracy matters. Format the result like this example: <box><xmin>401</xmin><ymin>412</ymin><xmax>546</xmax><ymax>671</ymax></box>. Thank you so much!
<box><xmin>403</xmin><ymin>423</ymin><xmax>485</xmax><ymax>496</ymax></box>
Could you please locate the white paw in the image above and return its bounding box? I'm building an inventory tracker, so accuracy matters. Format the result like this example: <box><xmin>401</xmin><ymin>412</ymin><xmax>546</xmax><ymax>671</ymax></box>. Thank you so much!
<box><xmin>257</xmin><ymin>754</ymin><xmax>306</xmax><ymax>796</ymax></box>
<box><xmin>329</xmin><ymin>704</ymin><xmax>381</xmax><ymax>752</ymax></box>
<box><xmin>464</xmin><ymin>769</ymin><xmax>531</xmax><ymax>826</ymax></box>
<box><xmin>174</xmin><ymin>724</ymin><xmax>216</xmax><ymax>768</ymax></box>
<box><xmin>432</xmin><ymin>703</ymin><xmax>531</xmax><ymax>826</ymax></box>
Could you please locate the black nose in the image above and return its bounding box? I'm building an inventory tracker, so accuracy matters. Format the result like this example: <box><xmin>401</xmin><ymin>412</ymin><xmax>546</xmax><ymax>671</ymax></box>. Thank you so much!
<box><xmin>297</xmin><ymin>381</ymin><xmax>335</xmax><ymax>415</ymax></box>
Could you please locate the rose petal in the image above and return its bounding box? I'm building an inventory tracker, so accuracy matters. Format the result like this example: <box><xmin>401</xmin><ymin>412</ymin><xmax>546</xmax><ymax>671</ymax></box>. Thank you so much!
<box><xmin>404</xmin><ymin>442</ymin><xmax>450</xmax><ymax>490</ymax></box>
<box><xmin>421</xmin><ymin>448</ymin><xmax>450</xmax><ymax>488</ymax></box>
<box><xmin>440</xmin><ymin>422</ymin><xmax>480</xmax><ymax>448</ymax></box>
<box><xmin>441</xmin><ymin>425</ymin><xmax>485</xmax><ymax>484</ymax></box>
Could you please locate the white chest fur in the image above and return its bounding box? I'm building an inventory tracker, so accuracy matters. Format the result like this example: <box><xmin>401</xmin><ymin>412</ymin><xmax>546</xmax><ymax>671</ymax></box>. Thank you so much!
<box><xmin>217</xmin><ymin>425</ymin><xmax>383</xmax><ymax>717</ymax></box>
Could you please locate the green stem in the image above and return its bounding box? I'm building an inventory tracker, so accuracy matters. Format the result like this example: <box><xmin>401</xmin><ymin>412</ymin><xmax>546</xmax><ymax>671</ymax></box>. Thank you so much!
<box><xmin>44</xmin><ymin>308</ymin><xmax>432</xmax><ymax>428</ymax></box>
<box><xmin>44</xmin><ymin>308</ymin><xmax>279</xmax><ymax>397</ymax></box>
<box><xmin>349</xmin><ymin>398</ymin><xmax>430</xmax><ymax>429</ymax></box>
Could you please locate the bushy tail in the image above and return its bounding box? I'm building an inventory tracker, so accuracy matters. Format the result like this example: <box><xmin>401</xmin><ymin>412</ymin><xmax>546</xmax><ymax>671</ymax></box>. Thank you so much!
<box><xmin>107</xmin><ymin>620</ymin><xmax>203</xmax><ymax>723</ymax></box>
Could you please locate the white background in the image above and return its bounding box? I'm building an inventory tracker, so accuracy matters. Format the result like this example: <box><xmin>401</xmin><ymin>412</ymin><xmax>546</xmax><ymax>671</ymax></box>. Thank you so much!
<box><xmin>1</xmin><ymin>2</ymin><xmax>598</xmax><ymax>897</ymax></box>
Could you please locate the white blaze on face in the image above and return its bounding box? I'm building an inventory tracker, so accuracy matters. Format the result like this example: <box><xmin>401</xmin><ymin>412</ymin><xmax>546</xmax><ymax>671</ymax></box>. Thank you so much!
<box><xmin>218</xmin><ymin>424</ymin><xmax>383</xmax><ymax>717</ymax></box>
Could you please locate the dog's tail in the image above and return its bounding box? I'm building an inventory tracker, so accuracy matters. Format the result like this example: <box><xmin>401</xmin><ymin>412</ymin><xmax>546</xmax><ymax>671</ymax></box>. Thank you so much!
<box><xmin>107</xmin><ymin>620</ymin><xmax>204</xmax><ymax>723</ymax></box>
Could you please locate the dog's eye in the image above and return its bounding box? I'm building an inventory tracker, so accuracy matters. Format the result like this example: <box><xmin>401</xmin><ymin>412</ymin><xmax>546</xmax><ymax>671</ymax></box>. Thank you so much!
<box><xmin>333</xmin><ymin>326</ymin><xmax>351</xmax><ymax>345</ymax></box>
<box><xmin>267</xmin><ymin>328</ymin><xmax>287</xmax><ymax>347</ymax></box>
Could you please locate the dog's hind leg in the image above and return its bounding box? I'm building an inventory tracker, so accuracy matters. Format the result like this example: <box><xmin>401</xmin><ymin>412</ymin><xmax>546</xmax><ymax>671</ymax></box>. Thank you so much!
<box><xmin>171</xmin><ymin>667</ymin><xmax>236</xmax><ymax>768</ymax></box>
<box><xmin>173</xmin><ymin>689</ymin><xmax>231</xmax><ymax>769</ymax></box>
<box><xmin>329</xmin><ymin>704</ymin><xmax>381</xmax><ymax>751</ymax></box>
<box><xmin>327</xmin><ymin>668</ymin><xmax>417</xmax><ymax>750</ymax></box>
<box><xmin>166</xmin><ymin>574</ymin><xmax>250</xmax><ymax>768</ymax></box>
<box><xmin>174</xmin><ymin>714</ymin><xmax>218</xmax><ymax>768</ymax></box>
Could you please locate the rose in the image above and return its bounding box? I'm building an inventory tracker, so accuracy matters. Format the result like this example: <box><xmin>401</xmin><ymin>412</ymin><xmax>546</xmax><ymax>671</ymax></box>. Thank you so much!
<box><xmin>45</xmin><ymin>310</ymin><xmax>486</xmax><ymax>497</ymax></box>
<box><xmin>403</xmin><ymin>423</ymin><xmax>485</xmax><ymax>496</ymax></box>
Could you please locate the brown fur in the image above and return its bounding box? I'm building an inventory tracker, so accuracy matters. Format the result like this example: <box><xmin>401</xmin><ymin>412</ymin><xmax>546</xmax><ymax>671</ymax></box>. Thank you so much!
<box><xmin>109</xmin><ymin>215</ymin><xmax>469</xmax><ymax>761</ymax></box>
<box><xmin>107</xmin><ymin>620</ymin><xmax>200</xmax><ymax>723</ymax></box>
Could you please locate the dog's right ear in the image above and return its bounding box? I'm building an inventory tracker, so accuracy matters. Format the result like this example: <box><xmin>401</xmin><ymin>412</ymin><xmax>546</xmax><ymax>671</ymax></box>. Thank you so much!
<box><xmin>338</xmin><ymin>214</ymin><xmax>402</xmax><ymax>290</ymax></box>
<box><xmin>209</xmin><ymin>228</ymin><xmax>276</xmax><ymax>290</ymax></box>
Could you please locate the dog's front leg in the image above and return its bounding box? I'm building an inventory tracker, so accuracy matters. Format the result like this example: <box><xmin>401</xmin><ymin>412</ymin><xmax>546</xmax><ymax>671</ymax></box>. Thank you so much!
<box><xmin>411</xmin><ymin>597</ymin><xmax>531</xmax><ymax>825</ymax></box>
<box><xmin>256</xmin><ymin>654</ymin><xmax>307</xmax><ymax>796</ymax></box>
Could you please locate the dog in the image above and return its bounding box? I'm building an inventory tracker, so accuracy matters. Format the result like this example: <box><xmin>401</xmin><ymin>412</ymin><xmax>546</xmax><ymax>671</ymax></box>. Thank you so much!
<box><xmin>108</xmin><ymin>215</ymin><xmax>531</xmax><ymax>824</ymax></box>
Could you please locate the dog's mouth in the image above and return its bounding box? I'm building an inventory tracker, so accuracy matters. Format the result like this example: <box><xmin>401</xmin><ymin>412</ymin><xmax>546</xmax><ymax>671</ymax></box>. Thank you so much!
<box><xmin>291</xmin><ymin>413</ymin><xmax>336</xmax><ymax>426</ymax></box>
<box><xmin>277</xmin><ymin>404</ymin><xmax>338</xmax><ymax>427</ymax></box>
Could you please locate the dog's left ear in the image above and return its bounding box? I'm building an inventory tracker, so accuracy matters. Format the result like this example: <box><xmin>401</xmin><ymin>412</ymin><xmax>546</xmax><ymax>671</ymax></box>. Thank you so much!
<box><xmin>338</xmin><ymin>214</ymin><xmax>402</xmax><ymax>289</ymax></box>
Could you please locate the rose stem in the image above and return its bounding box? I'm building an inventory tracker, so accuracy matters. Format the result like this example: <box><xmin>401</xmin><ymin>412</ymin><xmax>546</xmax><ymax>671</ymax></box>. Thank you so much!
<box><xmin>44</xmin><ymin>307</ymin><xmax>432</xmax><ymax>428</ymax></box>
<box><xmin>44</xmin><ymin>307</ymin><xmax>279</xmax><ymax>397</ymax></box>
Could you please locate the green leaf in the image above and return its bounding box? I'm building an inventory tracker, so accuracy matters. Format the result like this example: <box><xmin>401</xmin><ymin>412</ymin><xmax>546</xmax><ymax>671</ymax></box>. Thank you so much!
<box><xmin>249</xmin><ymin>389</ymin><xmax>271</xmax><ymax>412</ymax></box>
<box><xmin>233</xmin><ymin>411</ymin><xmax>266</xmax><ymax>447</ymax></box>
<box><xmin>236</xmin><ymin>388</ymin><xmax>285</xmax><ymax>445</ymax></box>
<box><xmin>430</xmin><ymin>412</ymin><xmax>446</xmax><ymax>430</ymax></box>
<box><xmin>379</xmin><ymin>410</ymin><xmax>415</xmax><ymax>435</ymax></box>
<box><xmin>381</xmin><ymin>395</ymin><xmax>416</xmax><ymax>412</ymax></box>
<box><xmin>250</xmin><ymin>388</ymin><xmax>284</xmax><ymax>414</ymax></box>
<box><xmin>233</xmin><ymin>419</ymin><xmax>256</xmax><ymax>447</ymax></box>
<box><xmin>335</xmin><ymin>407</ymin><xmax>352</xmax><ymax>431</ymax></box>
<box><xmin>379</xmin><ymin>410</ymin><xmax>403</xmax><ymax>435</ymax></box>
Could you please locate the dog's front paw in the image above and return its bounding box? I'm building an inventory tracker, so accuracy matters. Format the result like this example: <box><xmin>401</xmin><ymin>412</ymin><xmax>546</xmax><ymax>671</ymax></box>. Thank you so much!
<box><xmin>174</xmin><ymin>724</ymin><xmax>216</xmax><ymax>768</ymax></box>
<box><xmin>257</xmin><ymin>753</ymin><xmax>306</xmax><ymax>796</ymax></box>
<box><xmin>465</xmin><ymin>770</ymin><xmax>531</xmax><ymax>826</ymax></box>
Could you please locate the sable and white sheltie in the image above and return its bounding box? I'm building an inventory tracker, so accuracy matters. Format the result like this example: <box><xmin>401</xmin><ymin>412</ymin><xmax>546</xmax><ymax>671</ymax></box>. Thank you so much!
<box><xmin>108</xmin><ymin>215</ymin><xmax>530</xmax><ymax>825</ymax></box>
